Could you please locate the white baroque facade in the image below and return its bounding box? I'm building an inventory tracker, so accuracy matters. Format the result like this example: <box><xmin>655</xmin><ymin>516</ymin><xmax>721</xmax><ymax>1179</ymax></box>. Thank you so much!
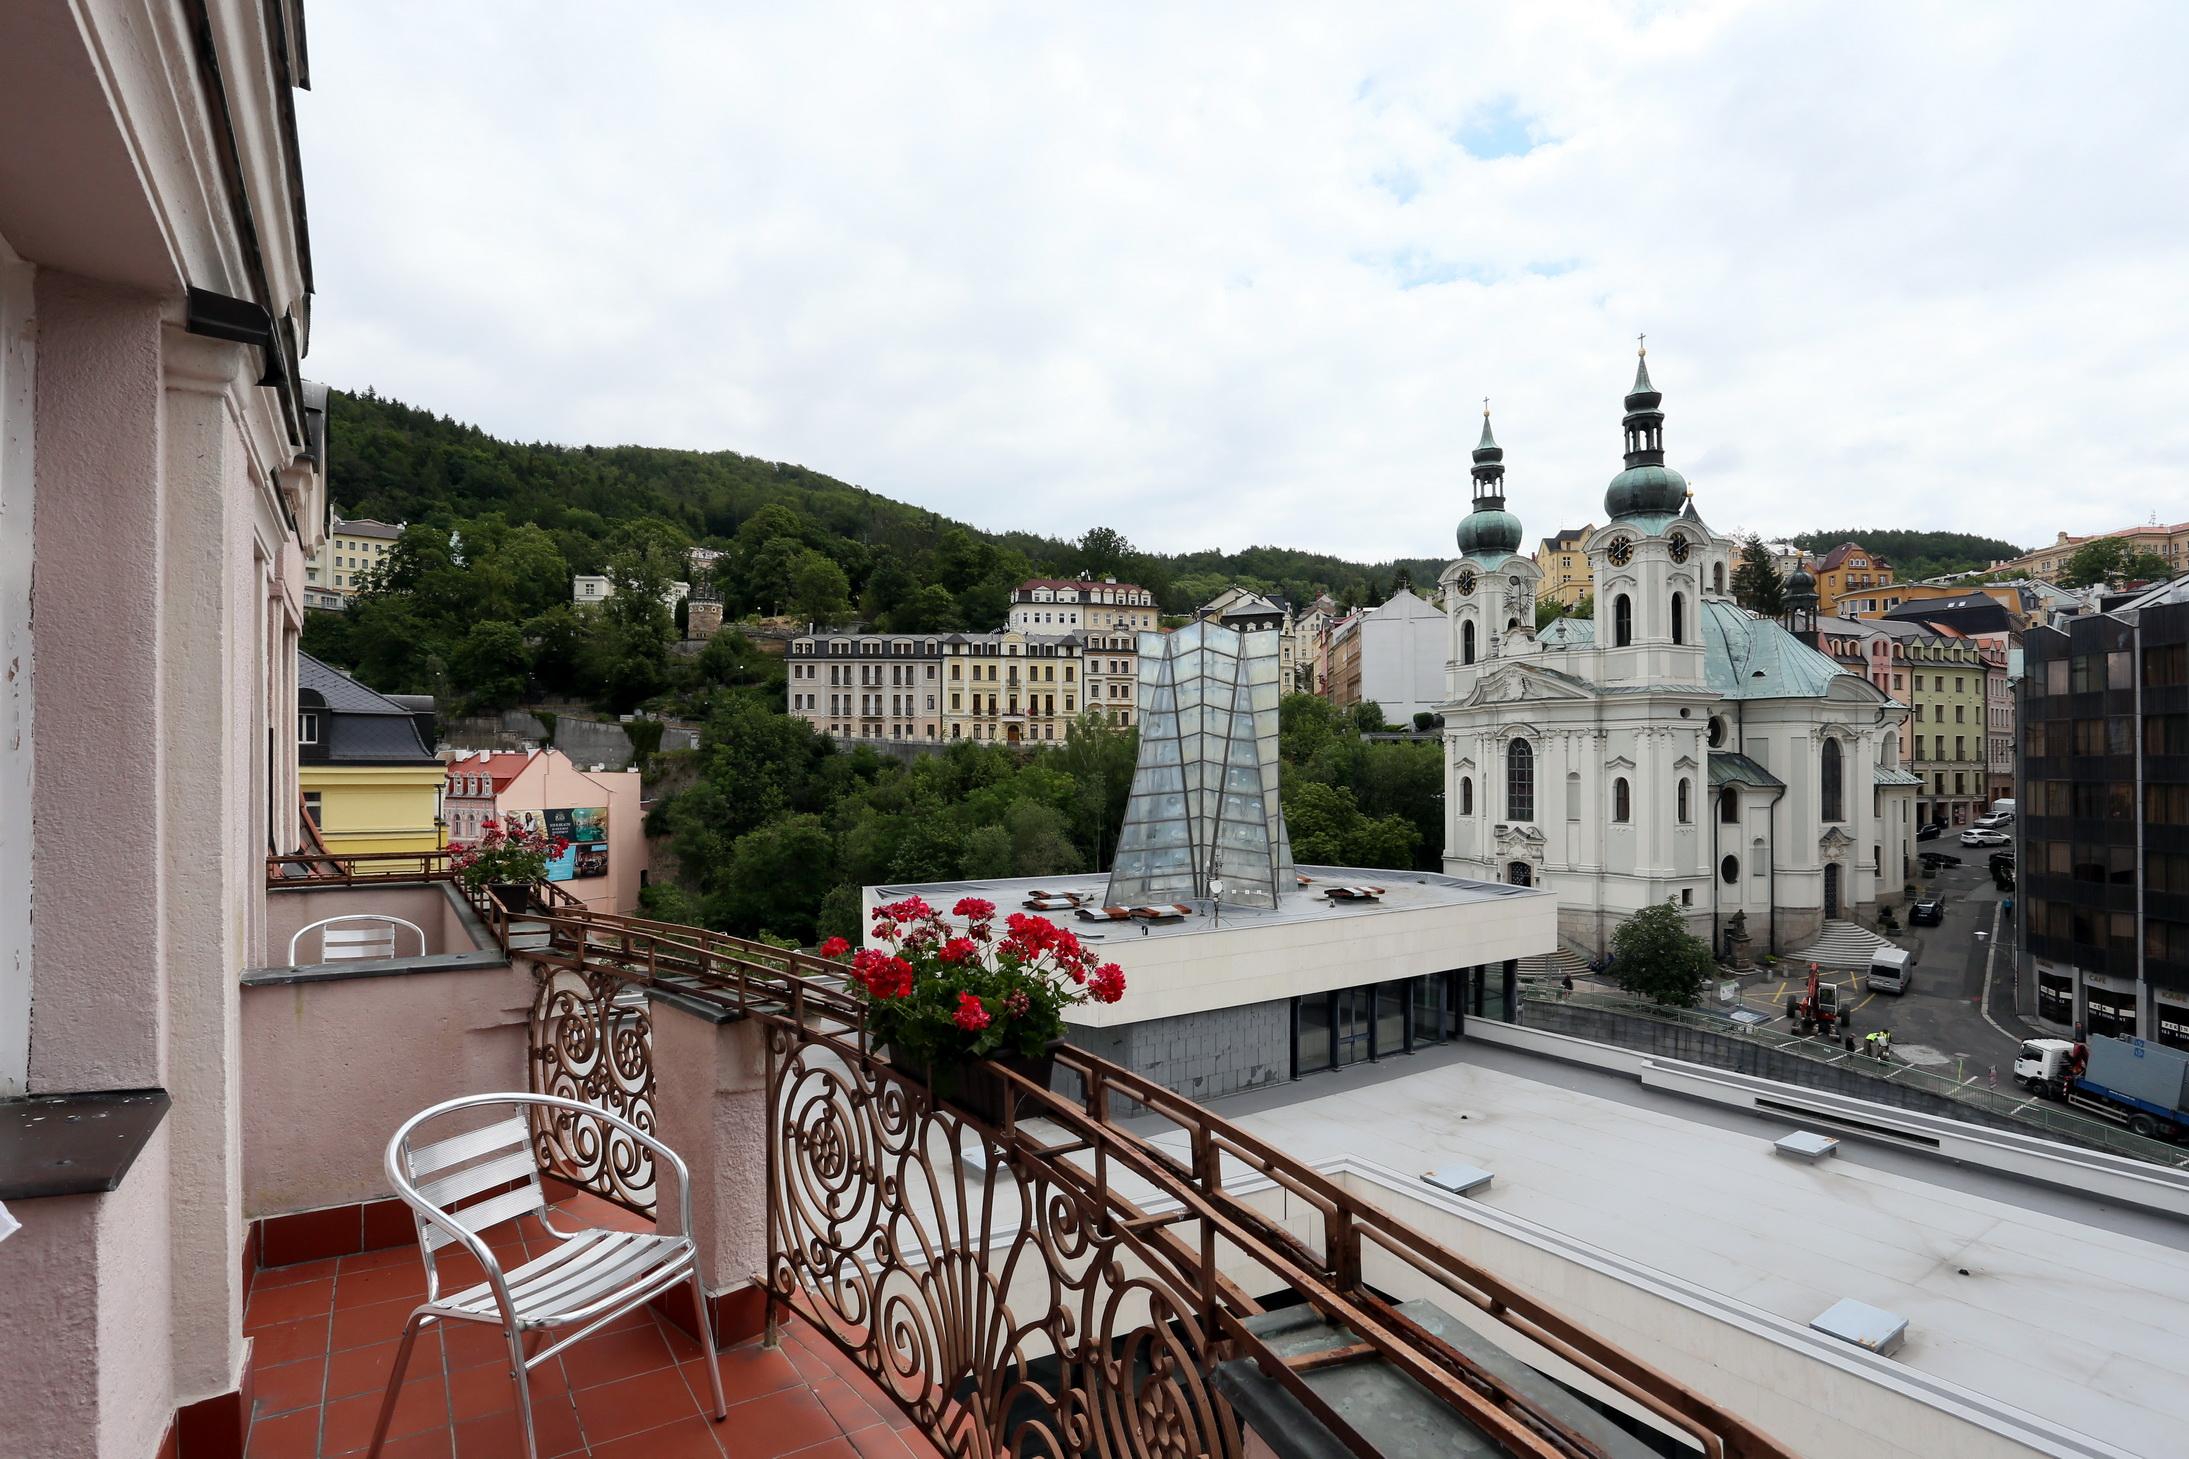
<box><xmin>1438</xmin><ymin>359</ymin><xmax>1918</xmax><ymax>957</ymax></box>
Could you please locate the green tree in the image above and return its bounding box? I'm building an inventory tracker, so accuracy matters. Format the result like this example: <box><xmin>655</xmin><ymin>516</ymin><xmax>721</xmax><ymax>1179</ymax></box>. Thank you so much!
<box><xmin>790</xmin><ymin>548</ymin><xmax>853</xmax><ymax>626</ymax></box>
<box><xmin>1732</xmin><ymin>536</ymin><xmax>1787</xmax><ymax>616</ymax></box>
<box><xmin>1610</xmin><ymin>903</ymin><xmax>1715</xmax><ymax>1008</ymax></box>
<box><xmin>710</xmin><ymin>815</ymin><xmax>836</xmax><ymax>941</ymax></box>
<box><xmin>523</xmin><ymin>605</ymin><xmax>586</xmax><ymax>696</ymax></box>
<box><xmin>898</xmin><ymin>584</ymin><xmax>966</xmax><ymax>632</ymax></box>
<box><xmin>1351</xmin><ymin>701</ymin><xmax>1389</xmax><ymax>734</ymax></box>
<box><xmin>1077</xmin><ymin>526</ymin><xmax>1132</xmax><ymax>579</ymax></box>
<box><xmin>450</xmin><ymin>621</ymin><xmax>530</xmax><ymax>711</ymax></box>
<box><xmin>2059</xmin><ymin>536</ymin><xmax>2175</xmax><ymax>589</ymax></box>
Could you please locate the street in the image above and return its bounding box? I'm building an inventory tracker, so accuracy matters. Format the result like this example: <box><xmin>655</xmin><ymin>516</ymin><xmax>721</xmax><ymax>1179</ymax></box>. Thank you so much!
<box><xmin>1732</xmin><ymin>858</ymin><xmax>2026</xmax><ymax>1080</ymax></box>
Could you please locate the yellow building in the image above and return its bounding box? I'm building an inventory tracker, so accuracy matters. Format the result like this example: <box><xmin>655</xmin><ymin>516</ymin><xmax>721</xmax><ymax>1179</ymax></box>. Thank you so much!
<box><xmin>1533</xmin><ymin>525</ymin><xmax>1593</xmax><ymax>606</ymax></box>
<box><xmin>1990</xmin><ymin>520</ymin><xmax>2189</xmax><ymax>582</ymax></box>
<box><xmin>297</xmin><ymin>652</ymin><xmax>445</xmax><ymax>852</ymax></box>
<box><xmin>305</xmin><ymin>513</ymin><xmax>402</xmax><ymax>598</ymax></box>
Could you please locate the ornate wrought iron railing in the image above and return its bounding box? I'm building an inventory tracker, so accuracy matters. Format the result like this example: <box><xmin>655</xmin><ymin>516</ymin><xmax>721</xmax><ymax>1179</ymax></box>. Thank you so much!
<box><xmin>496</xmin><ymin>901</ymin><xmax>1792</xmax><ymax>1459</ymax></box>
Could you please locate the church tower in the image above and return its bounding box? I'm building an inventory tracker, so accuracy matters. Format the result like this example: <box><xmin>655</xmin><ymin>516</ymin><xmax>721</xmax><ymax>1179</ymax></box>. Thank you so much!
<box><xmin>1586</xmin><ymin>343</ymin><xmax>1705</xmax><ymax>687</ymax></box>
<box><xmin>1442</xmin><ymin>403</ymin><xmax>1541</xmax><ymax>701</ymax></box>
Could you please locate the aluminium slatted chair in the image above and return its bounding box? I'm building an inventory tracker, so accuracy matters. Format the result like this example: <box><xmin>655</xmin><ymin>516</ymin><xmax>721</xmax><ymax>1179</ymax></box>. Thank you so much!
<box><xmin>286</xmin><ymin>914</ymin><xmax>427</xmax><ymax>964</ymax></box>
<box><xmin>366</xmin><ymin>1093</ymin><xmax>726</xmax><ymax>1459</ymax></box>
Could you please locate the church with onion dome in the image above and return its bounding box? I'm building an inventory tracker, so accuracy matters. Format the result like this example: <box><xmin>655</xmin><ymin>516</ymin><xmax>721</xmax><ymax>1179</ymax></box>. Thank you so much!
<box><xmin>1435</xmin><ymin>346</ymin><xmax>1920</xmax><ymax>959</ymax></box>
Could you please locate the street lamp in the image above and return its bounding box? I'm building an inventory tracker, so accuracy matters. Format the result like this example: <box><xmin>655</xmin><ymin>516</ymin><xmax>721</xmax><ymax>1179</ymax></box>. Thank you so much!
<box><xmin>1209</xmin><ymin>878</ymin><xmax>1224</xmax><ymax>930</ymax></box>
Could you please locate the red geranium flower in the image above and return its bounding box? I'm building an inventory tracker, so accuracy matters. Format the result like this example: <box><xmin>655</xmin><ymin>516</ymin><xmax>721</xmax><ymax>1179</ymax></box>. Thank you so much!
<box><xmin>953</xmin><ymin>992</ymin><xmax>991</xmax><ymax>1032</ymax></box>
<box><xmin>817</xmin><ymin>936</ymin><xmax>851</xmax><ymax>959</ymax></box>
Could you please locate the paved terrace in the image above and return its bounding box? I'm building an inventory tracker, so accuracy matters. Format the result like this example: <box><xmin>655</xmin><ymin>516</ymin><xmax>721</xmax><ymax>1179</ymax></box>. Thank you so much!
<box><xmin>240</xmin><ymin>1188</ymin><xmax>942</xmax><ymax>1459</ymax></box>
<box><xmin>1131</xmin><ymin>1039</ymin><xmax>2189</xmax><ymax>1459</ymax></box>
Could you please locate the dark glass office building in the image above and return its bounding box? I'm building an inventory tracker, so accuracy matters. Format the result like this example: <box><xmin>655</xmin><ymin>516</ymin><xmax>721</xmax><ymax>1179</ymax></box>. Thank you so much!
<box><xmin>2019</xmin><ymin>587</ymin><xmax>2189</xmax><ymax>1047</ymax></box>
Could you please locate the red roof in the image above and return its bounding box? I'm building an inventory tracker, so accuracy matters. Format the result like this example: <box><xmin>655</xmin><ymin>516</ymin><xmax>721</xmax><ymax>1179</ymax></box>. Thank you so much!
<box><xmin>1816</xmin><ymin>542</ymin><xmax>1888</xmax><ymax>573</ymax></box>
<box><xmin>446</xmin><ymin>751</ymin><xmax>533</xmax><ymax>792</ymax></box>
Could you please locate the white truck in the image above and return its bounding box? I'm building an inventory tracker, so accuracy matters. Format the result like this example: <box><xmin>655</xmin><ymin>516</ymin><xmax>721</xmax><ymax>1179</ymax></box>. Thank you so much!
<box><xmin>1864</xmin><ymin>946</ymin><xmax>1914</xmax><ymax>995</ymax></box>
<box><xmin>2013</xmin><ymin>1035</ymin><xmax>2189</xmax><ymax>1141</ymax></box>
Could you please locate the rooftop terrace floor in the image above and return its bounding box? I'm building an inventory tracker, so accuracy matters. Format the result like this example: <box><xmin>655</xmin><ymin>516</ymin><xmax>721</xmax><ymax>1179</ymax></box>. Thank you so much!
<box><xmin>241</xmin><ymin>1191</ymin><xmax>942</xmax><ymax>1459</ymax></box>
<box><xmin>1139</xmin><ymin>1038</ymin><xmax>2189</xmax><ymax>1459</ymax></box>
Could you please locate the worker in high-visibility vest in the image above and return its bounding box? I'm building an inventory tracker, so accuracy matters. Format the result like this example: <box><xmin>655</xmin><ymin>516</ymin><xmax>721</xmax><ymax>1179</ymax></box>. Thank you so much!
<box><xmin>1864</xmin><ymin>1030</ymin><xmax>1885</xmax><ymax>1059</ymax></box>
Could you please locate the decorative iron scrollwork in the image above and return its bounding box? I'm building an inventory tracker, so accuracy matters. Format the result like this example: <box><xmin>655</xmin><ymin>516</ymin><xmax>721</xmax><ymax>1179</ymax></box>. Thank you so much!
<box><xmin>765</xmin><ymin>1027</ymin><xmax>1243</xmax><ymax>1459</ymax></box>
<box><xmin>527</xmin><ymin>965</ymin><xmax>657</xmax><ymax>1215</ymax></box>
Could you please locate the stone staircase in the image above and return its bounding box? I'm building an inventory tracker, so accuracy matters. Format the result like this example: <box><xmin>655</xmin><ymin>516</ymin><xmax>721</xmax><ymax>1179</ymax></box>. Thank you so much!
<box><xmin>1790</xmin><ymin>918</ymin><xmax>1899</xmax><ymax>971</ymax></box>
<box><xmin>1519</xmin><ymin>942</ymin><xmax>1591</xmax><ymax>983</ymax></box>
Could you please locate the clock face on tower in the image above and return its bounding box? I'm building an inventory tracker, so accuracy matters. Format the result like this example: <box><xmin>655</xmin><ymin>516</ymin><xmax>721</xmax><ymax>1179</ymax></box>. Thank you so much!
<box><xmin>1668</xmin><ymin>534</ymin><xmax>1692</xmax><ymax>563</ymax></box>
<box><xmin>1454</xmin><ymin>569</ymin><xmax>1478</xmax><ymax>596</ymax></box>
<box><xmin>1605</xmin><ymin>536</ymin><xmax>1634</xmax><ymax>566</ymax></box>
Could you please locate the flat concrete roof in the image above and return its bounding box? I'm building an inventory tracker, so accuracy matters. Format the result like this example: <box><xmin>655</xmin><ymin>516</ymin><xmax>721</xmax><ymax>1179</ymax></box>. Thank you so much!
<box><xmin>1139</xmin><ymin>1040</ymin><xmax>2188</xmax><ymax>1459</ymax></box>
<box><xmin>869</xmin><ymin>864</ymin><xmax>1550</xmax><ymax>945</ymax></box>
<box><xmin>866</xmin><ymin>867</ymin><xmax>1558</xmax><ymax>1028</ymax></box>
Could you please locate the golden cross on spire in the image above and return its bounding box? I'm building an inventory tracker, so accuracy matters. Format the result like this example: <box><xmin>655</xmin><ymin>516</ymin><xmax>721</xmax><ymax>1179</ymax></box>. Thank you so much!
<box><xmin>1637</xmin><ymin>332</ymin><xmax>1647</xmax><ymax>357</ymax></box>
<box><xmin>1482</xmin><ymin>396</ymin><xmax>1490</xmax><ymax>418</ymax></box>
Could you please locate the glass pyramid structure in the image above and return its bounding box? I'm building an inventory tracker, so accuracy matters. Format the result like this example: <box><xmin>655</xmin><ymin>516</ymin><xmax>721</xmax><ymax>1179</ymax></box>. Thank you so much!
<box><xmin>1104</xmin><ymin>621</ymin><xmax>1295</xmax><ymax>910</ymax></box>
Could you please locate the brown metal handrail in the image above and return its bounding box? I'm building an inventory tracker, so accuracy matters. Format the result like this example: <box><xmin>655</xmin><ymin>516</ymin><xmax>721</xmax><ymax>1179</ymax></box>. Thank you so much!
<box><xmin>503</xmin><ymin>902</ymin><xmax>1791</xmax><ymax>1459</ymax></box>
<box><xmin>266</xmin><ymin>849</ymin><xmax>452</xmax><ymax>886</ymax></box>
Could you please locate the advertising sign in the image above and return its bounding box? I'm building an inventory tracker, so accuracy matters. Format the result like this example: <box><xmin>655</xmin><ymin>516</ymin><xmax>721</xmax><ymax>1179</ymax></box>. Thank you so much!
<box><xmin>517</xmin><ymin>807</ymin><xmax>609</xmax><ymax>880</ymax></box>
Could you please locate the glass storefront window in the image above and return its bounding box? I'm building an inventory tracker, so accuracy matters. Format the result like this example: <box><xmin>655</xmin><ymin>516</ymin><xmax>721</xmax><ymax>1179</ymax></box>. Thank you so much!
<box><xmin>1334</xmin><ymin>988</ymin><xmax>1374</xmax><ymax>1067</ymax></box>
<box><xmin>1295</xmin><ymin>996</ymin><xmax>1332</xmax><ymax>1077</ymax></box>
<box><xmin>1376</xmin><ymin>983</ymin><xmax>1407</xmax><ymax>1056</ymax></box>
<box><xmin>2037</xmin><ymin>972</ymin><xmax>2073</xmax><ymax>1023</ymax></box>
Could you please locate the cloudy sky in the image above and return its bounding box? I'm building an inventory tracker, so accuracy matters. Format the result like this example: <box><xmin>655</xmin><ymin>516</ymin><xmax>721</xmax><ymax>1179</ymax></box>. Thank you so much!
<box><xmin>297</xmin><ymin>2</ymin><xmax>2189</xmax><ymax>563</ymax></box>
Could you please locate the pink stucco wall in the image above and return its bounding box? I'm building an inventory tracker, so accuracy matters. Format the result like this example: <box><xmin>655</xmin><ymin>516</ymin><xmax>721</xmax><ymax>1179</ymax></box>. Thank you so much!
<box><xmin>263</xmin><ymin>881</ymin><xmax>488</xmax><ymax>965</ymax></box>
<box><xmin>496</xmin><ymin>752</ymin><xmax>648</xmax><ymax>915</ymax></box>
<box><xmin>241</xmin><ymin>964</ymin><xmax>535</xmax><ymax>1217</ymax></box>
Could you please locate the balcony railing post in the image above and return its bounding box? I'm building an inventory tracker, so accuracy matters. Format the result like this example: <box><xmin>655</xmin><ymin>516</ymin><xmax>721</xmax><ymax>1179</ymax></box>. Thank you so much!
<box><xmin>646</xmin><ymin>990</ymin><xmax>772</xmax><ymax>1352</ymax></box>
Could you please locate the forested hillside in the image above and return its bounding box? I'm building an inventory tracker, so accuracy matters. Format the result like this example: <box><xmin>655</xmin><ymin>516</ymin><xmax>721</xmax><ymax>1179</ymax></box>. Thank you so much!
<box><xmin>326</xmin><ymin>389</ymin><xmax>1442</xmax><ymax>642</ymax></box>
<box><xmin>1787</xmin><ymin>529</ymin><xmax>2023</xmax><ymax>582</ymax></box>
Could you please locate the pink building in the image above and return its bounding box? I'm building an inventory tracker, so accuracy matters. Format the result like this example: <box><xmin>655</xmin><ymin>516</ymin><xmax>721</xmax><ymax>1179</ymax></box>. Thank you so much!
<box><xmin>0</xmin><ymin>4</ymin><xmax>326</xmax><ymax>1454</ymax></box>
<box><xmin>444</xmin><ymin>749</ymin><xmax>649</xmax><ymax>915</ymax></box>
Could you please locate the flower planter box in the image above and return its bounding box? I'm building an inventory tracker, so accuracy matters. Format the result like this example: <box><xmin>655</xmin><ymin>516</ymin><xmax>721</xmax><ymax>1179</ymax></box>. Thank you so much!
<box><xmin>886</xmin><ymin>1042</ymin><xmax>1060</xmax><ymax>1126</ymax></box>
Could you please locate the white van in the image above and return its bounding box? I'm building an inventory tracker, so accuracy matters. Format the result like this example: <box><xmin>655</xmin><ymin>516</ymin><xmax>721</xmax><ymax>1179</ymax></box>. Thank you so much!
<box><xmin>1866</xmin><ymin>946</ymin><xmax>1914</xmax><ymax>995</ymax></box>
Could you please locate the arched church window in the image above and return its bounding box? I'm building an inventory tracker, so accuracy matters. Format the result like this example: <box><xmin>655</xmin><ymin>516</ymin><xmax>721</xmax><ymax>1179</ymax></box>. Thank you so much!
<box><xmin>1678</xmin><ymin>778</ymin><xmax>1692</xmax><ymax>823</ymax></box>
<box><xmin>1613</xmin><ymin>777</ymin><xmax>1631</xmax><ymax>823</ymax></box>
<box><xmin>1460</xmin><ymin>777</ymin><xmax>1473</xmax><ymax>815</ymax></box>
<box><xmin>1461</xmin><ymin>620</ymin><xmax>1475</xmax><ymax>665</ymax></box>
<box><xmin>1719</xmin><ymin>786</ymin><xmax>1739</xmax><ymax>823</ymax></box>
<box><xmin>1821</xmin><ymin>737</ymin><xmax>1845</xmax><ymax>823</ymax></box>
<box><xmin>1506</xmin><ymin>739</ymin><xmax>1534</xmax><ymax>823</ymax></box>
<box><xmin>1613</xmin><ymin>594</ymin><xmax>1633</xmax><ymax>647</ymax></box>
<box><xmin>1565</xmin><ymin>771</ymin><xmax>1580</xmax><ymax>821</ymax></box>
<box><xmin>1670</xmin><ymin>593</ymin><xmax>1685</xmax><ymax>645</ymax></box>
<box><xmin>1713</xmin><ymin>563</ymin><xmax>1726</xmax><ymax>595</ymax></box>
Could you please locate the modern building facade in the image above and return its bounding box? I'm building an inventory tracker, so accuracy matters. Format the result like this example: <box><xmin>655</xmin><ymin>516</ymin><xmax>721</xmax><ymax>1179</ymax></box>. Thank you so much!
<box><xmin>1007</xmin><ymin>577</ymin><xmax>1158</xmax><ymax>633</ymax></box>
<box><xmin>298</xmin><ymin>652</ymin><xmax>445</xmax><ymax>853</ymax></box>
<box><xmin>1533</xmin><ymin>525</ymin><xmax>1594</xmax><ymax>607</ymax></box>
<box><xmin>2018</xmin><ymin>580</ymin><xmax>2189</xmax><ymax>1045</ymax></box>
<box><xmin>304</xmin><ymin>513</ymin><xmax>400</xmax><ymax>596</ymax></box>
<box><xmin>1438</xmin><ymin>362</ymin><xmax>1915</xmax><ymax>956</ymax></box>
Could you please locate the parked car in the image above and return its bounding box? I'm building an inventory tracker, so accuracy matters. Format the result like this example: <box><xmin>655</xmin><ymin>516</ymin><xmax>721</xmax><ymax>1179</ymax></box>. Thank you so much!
<box><xmin>1910</xmin><ymin>895</ymin><xmax>1945</xmax><ymax>926</ymax></box>
<box><xmin>1973</xmin><ymin>812</ymin><xmax>2015</xmax><ymax>830</ymax></box>
<box><xmin>1917</xmin><ymin>823</ymin><xmax>1944</xmax><ymax>841</ymax></box>
<box><xmin>1960</xmin><ymin>828</ymin><xmax>2011</xmax><ymax>847</ymax></box>
<box><xmin>1919</xmin><ymin>851</ymin><xmax>1962</xmax><ymax>870</ymax></box>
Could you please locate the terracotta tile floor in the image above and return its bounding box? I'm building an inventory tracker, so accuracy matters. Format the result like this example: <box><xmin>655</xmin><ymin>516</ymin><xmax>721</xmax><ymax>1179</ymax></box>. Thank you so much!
<box><xmin>243</xmin><ymin>1194</ymin><xmax>944</xmax><ymax>1459</ymax></box>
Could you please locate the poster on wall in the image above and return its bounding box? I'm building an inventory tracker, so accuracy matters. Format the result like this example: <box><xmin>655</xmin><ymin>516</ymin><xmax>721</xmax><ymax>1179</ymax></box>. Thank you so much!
<box><xmin>518</xmin><ymin>807</ymin><xmax>609</xmax><ymax>880</ymax></box>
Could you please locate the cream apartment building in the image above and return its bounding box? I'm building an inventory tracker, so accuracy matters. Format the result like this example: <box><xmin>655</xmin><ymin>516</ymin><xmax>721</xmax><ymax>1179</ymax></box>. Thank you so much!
<box><xmin>786</xmin><ymin>632</ymin><xmax>946</xmax><ymax>742</ymax></box>
<box><xmin>304</xmin><ymin>513</ymin><xmax>399</xmax><ymax>595</ymax></box>
<box><xmin>1007</xmin><ymin>577</ymin><xmax>1159</xmax><ymax>632</ymax></box>
<box><xmin>1993</xmin><ymin>521</ymin><xmax>2189</xmax><ymax>582</ymax></box>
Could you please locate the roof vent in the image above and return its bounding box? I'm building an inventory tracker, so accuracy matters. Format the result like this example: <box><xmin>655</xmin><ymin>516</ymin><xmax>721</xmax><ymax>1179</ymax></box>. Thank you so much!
<box><xmin>1810</xmin><ymin>1298</ymin><xmax>1907</xmax><ymax>1357</ymax></box>
<box><xmin>1421</xmin><ymin>1163</ymin><xmax>1494</xmax><ymax>1196</ymax></box>
<box><xmin>1774</xmin><ymin>1130</ymin><xmax>1839</xmax><ymax>1163</ymax></box>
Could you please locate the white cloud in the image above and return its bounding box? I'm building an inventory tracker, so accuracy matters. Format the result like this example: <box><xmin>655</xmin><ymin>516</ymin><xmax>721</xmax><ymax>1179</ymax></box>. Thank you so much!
<box><xmin>297</xmin><ymin>1</ymin><xmax>2189</xmax><ymax>561</ymax></box>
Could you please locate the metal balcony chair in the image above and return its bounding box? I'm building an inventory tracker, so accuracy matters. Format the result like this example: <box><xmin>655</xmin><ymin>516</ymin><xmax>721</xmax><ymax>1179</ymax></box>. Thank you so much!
<box><xmin>367</xmin><ymin>1093</ymin><xmax>726</xmax><ymax>1459</ymax></box>
<box><xmin>286</xmin><ymin>913</ymin><xmax>426</xmax><ymax>964</ymax></box>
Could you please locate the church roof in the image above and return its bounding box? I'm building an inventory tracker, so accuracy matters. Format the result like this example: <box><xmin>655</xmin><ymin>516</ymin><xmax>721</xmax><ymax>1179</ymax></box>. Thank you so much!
<box><xmin>1708</xmin><ymin>753</ymin><xmax>1783</xmax><ymax>790</ymax></box>
<box><xmin>1874</xmin><ymin>765</ymin><xmax>1925</xmax><ymax>786</ymax></box>
<box><xmin>1539</xmin><ymin>616</ymin><xmax>1595</xmax><ymax>646</ymax></box>
<box><xmin>1699</xmin><ymin>598</ymin><xmax>1853</xmax><ymax>699</ymax></box>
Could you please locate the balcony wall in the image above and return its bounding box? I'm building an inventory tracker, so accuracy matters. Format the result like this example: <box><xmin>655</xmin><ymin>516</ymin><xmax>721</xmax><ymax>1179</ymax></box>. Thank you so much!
<box><xmin>240</xmin><ymin>955</ymin><xmax>533</xmax><ymax>1219</ymax></box>
<box><xmin>263</xmin><ymin>880</ymin><xmax>488</xmax><ymax>966</ymax></box>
